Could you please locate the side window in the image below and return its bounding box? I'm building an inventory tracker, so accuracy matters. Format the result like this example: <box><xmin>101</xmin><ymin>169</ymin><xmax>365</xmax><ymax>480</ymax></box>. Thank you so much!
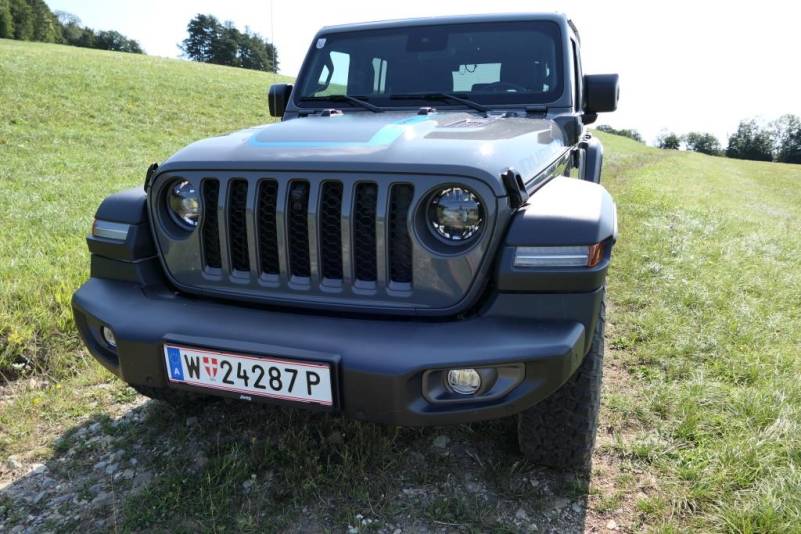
<box><xmin>315</xmin><ymin>51</ymin><xmax>350</xmax><ymax>96</ymax></box>
<box><xmin>317</xmin><ymin>64</ymin><xmax>331</xmax><ymax>87</ymax></box>
<box><xmin>571</xmin><ymin>40</ymin><xmax>583</xmax><ymax>111</ymax></box>
<box><xmin>453</xmin><ymin>63</ymin><xmax>501</xmax><ymax>92</ymax></box>
<box><xmin>372</xmin><ymin>57</ymin><xmax>387</xmax><ymax>94</ymax></box>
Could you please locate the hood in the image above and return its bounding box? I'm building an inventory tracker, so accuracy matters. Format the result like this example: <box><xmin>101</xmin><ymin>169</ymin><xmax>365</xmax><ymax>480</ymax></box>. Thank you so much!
<box><xmin>161</xmin><ymin>111</ymin><xmax>567</xmax><ymax>196</ymax></box>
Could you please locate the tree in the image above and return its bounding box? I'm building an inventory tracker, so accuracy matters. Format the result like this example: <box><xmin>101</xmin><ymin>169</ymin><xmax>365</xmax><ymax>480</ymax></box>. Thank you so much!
<box><xmin>180</xmin><ymin>14</ymin><xmax>220</xmax><ymax>63</ymax></box>
<box><xmin>238</xmin><ymin>30</ymin><xmax>277</xmax><ymax>71</ymax></box>
<box><xmin>55</xmin><ymin>10</ymin><xmax>84</xmax><ymax>44</ymax></box>
<box><xmin>9</xmin><ymin>0</ymin><xmax>33</xmax><ymax>40</ymax></box>
<box><xmin>656</xmin><ymin>131</ymin><xmax>681</xmax><ymax>150</ymax></box>
<box><xmin>684</xmin><ymin>132</ymin><xmax>721</xmax><ymax>156</ymax></box>
<box><xmin>772</xmin><ymin>114</ymin><xmax>801</xmax><ymax>164</ymax></box>
<box><xmin>239</xmin><ymin>26</ymin><xmax>278</xmax><ymax>72</ymax></box>
<box><xmin>56</xmin><ymin>12</ymin><xmax>95</xmax><ymax>49</ymax></box>
<box><xmin>71</xmin><ymin>25</ymin><xmax>95</xmax><ymax>48</ymax></box>
<box><xmin>0</xmin><ymin>0</ymin><xmax>14</xmax><ymax>38</ymax></box>
<box><xmin>29</xmin><ymin>0</ymin><xmax>60</xmax><ymax>42</ymax></box>
<box><xmin>726</xmin><ymin>120</ymin><xmax>774</xmax><ymax>162</ymax></box>
<box><xmin>211</xmin><ymin>20</ymin><xmax>240</xmax><ymax>66</ymax></box>
<box><xmin>53</xmin><ymin>10</ymin><xmax>141</xmax><ymax>53</ymax></box>
<box><xmin>595</xmin><ymin>125</ymin><xmax>644</xmax><ymax>143</ymax></box>
<box><xmin>94</xmin><ymin>30</ymin><xmax>142</xmax><ymax>53</ymax></box>
<box><xmin>3</xmin><ymin>4</ymin><xmax>141</xmax><ymax>53</ymax></box>
<box><xmin>54</xmin><ymin>10</ymin><xmax>79</xmax><ymax>26</ymax></box>
<box><xmin>180</xmin><ymin>14</ymin><xmax>278</xmax><ymax>72</ymax></box>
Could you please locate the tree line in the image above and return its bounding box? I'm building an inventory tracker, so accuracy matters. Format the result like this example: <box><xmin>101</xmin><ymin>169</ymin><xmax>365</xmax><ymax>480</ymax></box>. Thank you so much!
<box><xmin>180</xmin><ymin>14</ymin><xmax>278</xmax><ymax>73</ymax></box>
<box><xmin>0</xmin><ymin>5</ymin><xmax>280</xmax><ymax>73</ymax></box>
<box><xmin>598</xmin><ymin>116</ymin><xmax>801</xmax><ymax>165</ymax></box>
<box><xmin>0</xmin><ymin>0</ymin><xmax>143</xmax><ymax>53</ymax></box>
<box><xmin>595</xmin><ymin>125</ymin><xmax>644</xmax><ymax>144</ymax></box>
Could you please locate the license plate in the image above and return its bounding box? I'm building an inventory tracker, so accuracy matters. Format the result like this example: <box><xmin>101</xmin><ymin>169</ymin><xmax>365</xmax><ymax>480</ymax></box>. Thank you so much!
<box><xmin>163</xmin><ymin>344</ymin><xmax>333</xmax><ymax>406</ymax></box>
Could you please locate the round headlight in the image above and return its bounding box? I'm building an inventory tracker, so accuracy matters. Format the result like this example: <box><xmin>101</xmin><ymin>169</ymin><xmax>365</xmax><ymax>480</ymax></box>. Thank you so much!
<box><xmin>167</xmin><ymin>179</ymin><xmax>200</xmax><ymax>228</ymax></box>
<box><xmin>427</xmin><ymin>187</ymin><xmax>484</xmax><ymax>242</ymax></box>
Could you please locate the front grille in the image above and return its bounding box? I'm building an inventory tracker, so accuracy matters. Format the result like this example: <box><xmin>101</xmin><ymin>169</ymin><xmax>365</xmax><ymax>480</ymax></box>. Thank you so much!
<box><xmin>153</xmin><ymin>171</ymin><xmax>497</xmax><ymax>313</ymax></box>
<box><xmin>199</xmin><ymin>177</ymin><xmax>413</xmax><ymax>288</ymax></box>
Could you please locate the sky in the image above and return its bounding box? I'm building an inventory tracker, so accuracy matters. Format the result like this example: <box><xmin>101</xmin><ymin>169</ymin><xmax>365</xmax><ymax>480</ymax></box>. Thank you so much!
<box><xmin>45</xmin><ymin>0</ymin><xmax>801</xmax><ymax>145</ymax></box>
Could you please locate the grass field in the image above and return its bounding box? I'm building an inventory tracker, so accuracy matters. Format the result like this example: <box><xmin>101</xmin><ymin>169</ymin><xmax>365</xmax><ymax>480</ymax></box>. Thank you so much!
<box><xmin>2</xmin><ymin>39</ymin><xmax>801</xmax><ymax>532</ymax></box>
<box><xmin>0</xmin><ymin>39</ymin><xmax>291</xmax><ymax>379</ymax></box>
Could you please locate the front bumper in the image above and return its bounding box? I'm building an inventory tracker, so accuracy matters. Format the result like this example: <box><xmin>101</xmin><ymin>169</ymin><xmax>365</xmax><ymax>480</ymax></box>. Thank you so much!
<box><xmin>72</xmin><ymin>278</ymin><xmax>599</xmax><ymax>425</ymax></box>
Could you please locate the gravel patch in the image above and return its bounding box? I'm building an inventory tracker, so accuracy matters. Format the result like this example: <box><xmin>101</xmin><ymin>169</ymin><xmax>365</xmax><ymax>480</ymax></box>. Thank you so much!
<box><xmin>0</xmin><ymin>392</ymin><xmax>632</xmax><ymax>532</ymax></box>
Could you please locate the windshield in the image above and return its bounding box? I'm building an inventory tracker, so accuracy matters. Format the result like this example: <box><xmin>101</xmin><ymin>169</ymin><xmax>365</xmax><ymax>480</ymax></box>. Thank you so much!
<box><xmin>296</xmin><ymin>21</ymin><xmax>564</xmax><ymax>109</ymax></box>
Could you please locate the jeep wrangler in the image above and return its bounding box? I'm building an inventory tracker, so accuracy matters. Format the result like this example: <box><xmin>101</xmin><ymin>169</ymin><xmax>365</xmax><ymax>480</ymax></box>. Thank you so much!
<box><xmin>72</xmin><ymin>13</ymin><xmax>619</xmax><ymax>470</ymax></box>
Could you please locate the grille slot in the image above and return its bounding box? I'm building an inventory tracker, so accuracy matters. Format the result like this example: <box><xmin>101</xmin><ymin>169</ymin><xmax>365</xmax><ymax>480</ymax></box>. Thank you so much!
<box><xmin>257</xmin><ymin>180</ymin><xmax>280</xmax><ymax>275</ymax></box>
<box><xmin>388</xmin><ymin>185</ymin><xmax>414</xmax><ymax>284</ymax></box>
<box><xmin>201</xmin><ymin>179</ymin><xmax>221</xmax><ymax>269</ymax></box>
<box><xmin>353</xmin><ymin>183</ymin><xmax>378</xmax><ymax>282</ymax></box>
<box><xmin>319</xmin><ymin>182</ymin><xmax>344</xmax><ymax>280</ymax></box>
<box><xmin>287</xmin><ymin>181</ymin><xmax>311</xmax><ymax>278</ymax></box>
<box><xmin>228</xmin><ymin>180</ymin><xmax>250</xmax><ymax>272</ymax></box>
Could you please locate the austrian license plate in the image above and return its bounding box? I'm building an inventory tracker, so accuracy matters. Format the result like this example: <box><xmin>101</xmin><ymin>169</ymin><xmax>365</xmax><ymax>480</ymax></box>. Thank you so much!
<box><xmin>163</xmin><ymin>344</ymin><xmax>333</xmax><ymax>406</ymax></box>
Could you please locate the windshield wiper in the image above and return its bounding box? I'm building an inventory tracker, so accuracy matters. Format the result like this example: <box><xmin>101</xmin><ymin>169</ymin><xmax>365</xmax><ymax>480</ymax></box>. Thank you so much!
<box><xmin>389</xmin><ymin>92</ymin><xmax>489</xmax><ymax>113</ymax></box>
<box><xmin>299</xmin><ymin>94</ymin><xmax>383</xmax><ymax>113</ymax></box>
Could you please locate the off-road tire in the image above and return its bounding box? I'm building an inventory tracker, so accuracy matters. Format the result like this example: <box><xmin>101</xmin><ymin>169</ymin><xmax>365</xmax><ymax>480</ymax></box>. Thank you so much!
<box><xmin>131</xmin><ymin>384</ymin><xmax>209</xmax><ymax>408</ymax></box>
<box><xmin>517</xmin><ymin>297</ymin><xmax>605</xmax><ymax>471</ymax></box>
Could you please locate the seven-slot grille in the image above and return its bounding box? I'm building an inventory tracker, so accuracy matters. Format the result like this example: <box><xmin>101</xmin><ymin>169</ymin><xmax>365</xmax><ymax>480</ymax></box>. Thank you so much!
<box><xmin>200</xmin><ymin>177</ymin><xmax>414</xmax><ymax>288</ymax></box>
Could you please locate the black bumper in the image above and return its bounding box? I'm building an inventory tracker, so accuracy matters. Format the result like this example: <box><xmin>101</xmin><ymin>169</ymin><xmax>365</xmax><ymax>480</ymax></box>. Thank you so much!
<box><xmin>72</xmin><ymin>278</ymin><xmax>597</xmax><ymax>425</ymax></box>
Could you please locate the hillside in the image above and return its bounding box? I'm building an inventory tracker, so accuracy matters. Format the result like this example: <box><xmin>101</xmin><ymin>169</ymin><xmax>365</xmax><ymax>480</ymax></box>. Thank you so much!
<box><xmin>2</xmin><ymin>40</ymin><xmax>801</xmax><ymax>532</ymax></box>
<box><xmin>0</xmin><ymin>39</ymin><xmax>290</xmax><ymax>377</ymax></box>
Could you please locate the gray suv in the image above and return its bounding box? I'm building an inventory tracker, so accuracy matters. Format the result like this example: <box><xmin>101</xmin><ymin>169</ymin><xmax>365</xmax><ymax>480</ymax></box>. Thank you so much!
<box><xmin>72</xmin><ymin>13</ymin><xmax>619</xmax><ymax>470</ymax></box>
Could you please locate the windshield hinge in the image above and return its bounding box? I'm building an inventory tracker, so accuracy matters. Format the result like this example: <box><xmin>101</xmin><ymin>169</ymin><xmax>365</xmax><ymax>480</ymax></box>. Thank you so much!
<box><xmin>525</xmin><ymin>105</ymin><xmax>548</xmax><ymax>115</ymax></box>
<box><xmin>144</xmin><ymin>162</ymin><xmax>159</xmax><ymax>191</ymax></box>
<box><xmin>501</xmin><ymin>168</ymin><xmax>529</xmax><ymax>209</ymax></box>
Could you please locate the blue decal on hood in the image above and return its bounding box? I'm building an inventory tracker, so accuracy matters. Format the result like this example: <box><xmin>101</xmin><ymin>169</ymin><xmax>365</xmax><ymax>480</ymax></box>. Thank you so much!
<box><xmin>248</xmin><ymin>114</ymin><xmax>433</xmax><ymax>149</ymax></box>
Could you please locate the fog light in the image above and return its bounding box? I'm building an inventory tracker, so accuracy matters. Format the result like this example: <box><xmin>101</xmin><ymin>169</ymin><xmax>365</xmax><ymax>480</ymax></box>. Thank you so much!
<box><xmin>446</xmin><ymin>368</ymin><xmax>481</xmax><ymax>395</ymax></box>
<box><xmin>100</xmin><ymin>326</ymin><xmax>117</xmax><ymax>348</ymax></box>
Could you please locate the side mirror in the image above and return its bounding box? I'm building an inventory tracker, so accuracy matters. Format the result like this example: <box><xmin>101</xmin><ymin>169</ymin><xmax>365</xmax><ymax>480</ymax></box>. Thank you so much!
<box><xmin>584</xmin><ymin>74</ymin><xmax>619</xmax><ymax>114</ymax></box>
<box><xmin>268</xmin><ymin>83</ymin><xmax>293</xmax><ymax>117</ymax></box>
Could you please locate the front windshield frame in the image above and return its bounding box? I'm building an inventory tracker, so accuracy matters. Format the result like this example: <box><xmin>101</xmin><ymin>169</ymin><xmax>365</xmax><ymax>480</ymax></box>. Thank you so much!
<box><xmin>293</xmin><ymin>20</ymin><xmax>565</xmax><ymax>110</ymax></box>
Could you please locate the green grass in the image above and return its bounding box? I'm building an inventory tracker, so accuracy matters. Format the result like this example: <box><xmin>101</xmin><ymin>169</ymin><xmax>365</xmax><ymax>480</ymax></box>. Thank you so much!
<box><xmin>2</xmin><ymin>39</ymin><xmax>801</xmax><ymax>532</ymax></box>
<box><xmin>0</xmin><ymin>38</ymin><xmax>289</xmax><ymax>378</ymax></box>
<box><xmin>599</xmin><ymin>135</ymin><xmax>801</xmax><ymax>530</ymax></box>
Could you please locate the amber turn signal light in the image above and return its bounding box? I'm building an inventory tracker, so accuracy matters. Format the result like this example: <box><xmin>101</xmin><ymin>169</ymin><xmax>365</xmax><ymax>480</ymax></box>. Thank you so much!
<box><xmin>587</xmin><ymin>243</ymin><xmax>604</xmax><ymax>267</ymax></box>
